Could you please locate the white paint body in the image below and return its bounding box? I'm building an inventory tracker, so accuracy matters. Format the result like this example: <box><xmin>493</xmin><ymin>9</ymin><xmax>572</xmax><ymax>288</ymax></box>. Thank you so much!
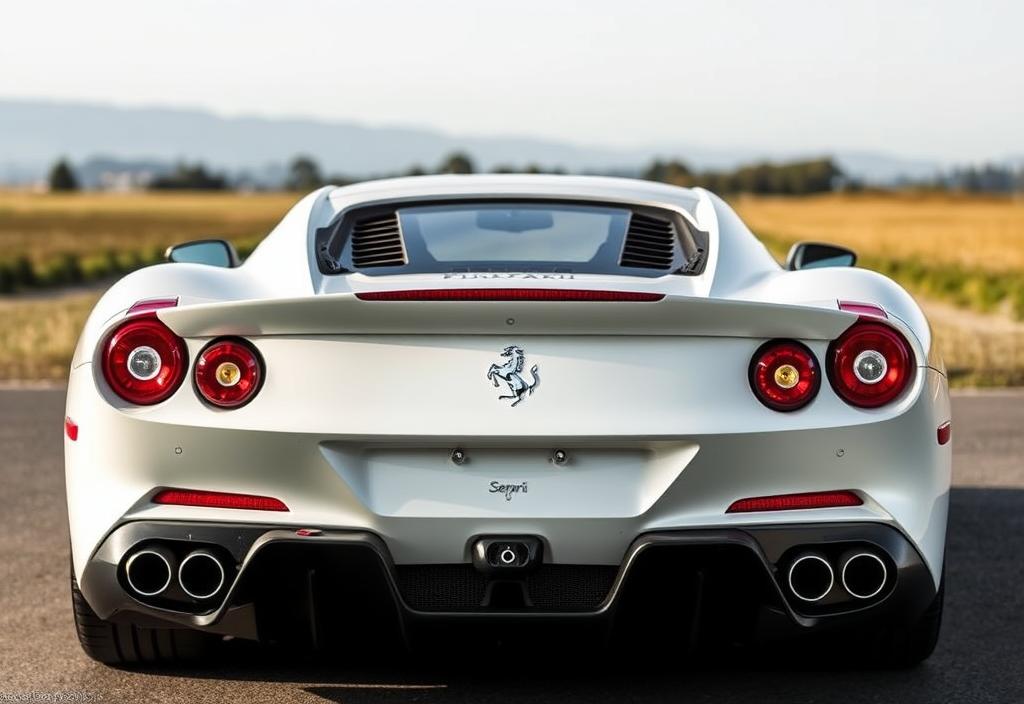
<box><xmin>64</xmin><ymin>176</ymin><xmax>951</xmax><ymax>589</ymax></box>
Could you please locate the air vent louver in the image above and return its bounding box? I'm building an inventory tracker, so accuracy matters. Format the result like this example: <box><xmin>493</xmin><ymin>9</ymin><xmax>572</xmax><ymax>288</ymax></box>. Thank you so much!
<box><xmin>620</xmin><ymin>213</ymin><xmax>676</xmax><ymax>270</ymax></box>
<box><xmin>350</xmin><ymin>212</ymin><xmax>407</xmax><ymax>268</ymax></box>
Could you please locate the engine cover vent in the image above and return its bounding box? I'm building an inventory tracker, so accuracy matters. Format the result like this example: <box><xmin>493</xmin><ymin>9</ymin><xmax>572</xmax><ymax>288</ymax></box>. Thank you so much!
<box><xmin>350</xmin><ymin>212</ymin><xmax>407</xmax><ymax>268</ymax></box>
<box><xmin>619</xmin><ymin>213</ymin><xmax>676</xmax><ymax>270</ymax></box>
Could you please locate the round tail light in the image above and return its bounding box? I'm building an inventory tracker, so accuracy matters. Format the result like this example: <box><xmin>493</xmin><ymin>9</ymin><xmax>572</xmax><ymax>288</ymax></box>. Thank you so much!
<box><xmin>102</xmin><ymin>314</ymin><xmax>188</xmax><ymax>405</ymax></box>
<box><xmin>749</xmin><ymin>340</ymin><xmax>820</xmax><ymax>412</ymax></box>
<box><xmin>828</xmin><ymin>321</ymin><xmax>913</xmax><ymax>408</ymax></box>
<box><xmin>194</xmin><ymin>338</ymin><xmax>263</xmax><ymax>408</ymax></box>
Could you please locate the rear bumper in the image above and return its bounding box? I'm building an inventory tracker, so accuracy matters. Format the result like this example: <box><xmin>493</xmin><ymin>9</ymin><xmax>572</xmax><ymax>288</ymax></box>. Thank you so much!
<box><xmin>81</xmin><ymin>520</ymin><xmax>937</xmax><ymax>649</ymax></box>
<box><xmin>66</xmin><ymin>365</ymin><xmax>951</xmax><ymax>588</ymax></box>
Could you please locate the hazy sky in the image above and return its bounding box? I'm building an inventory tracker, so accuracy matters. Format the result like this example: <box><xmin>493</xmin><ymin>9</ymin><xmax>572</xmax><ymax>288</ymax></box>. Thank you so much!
<box><xmin>2</xmin><ymin>0</ymin><xmax>1021</xmax><ymax>162</ymax></box>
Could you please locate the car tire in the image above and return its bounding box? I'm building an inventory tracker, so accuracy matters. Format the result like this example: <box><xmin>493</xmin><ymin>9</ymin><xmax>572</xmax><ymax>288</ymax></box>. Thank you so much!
<box><xmin>874</xmin><ymin>569</ymin><xmax>945</xmax><ymax>668</ymax></box>
<box><xmin>71</xmin><ymin>569</ymin><xmax>214</xmax><ymax>665</ymax></box>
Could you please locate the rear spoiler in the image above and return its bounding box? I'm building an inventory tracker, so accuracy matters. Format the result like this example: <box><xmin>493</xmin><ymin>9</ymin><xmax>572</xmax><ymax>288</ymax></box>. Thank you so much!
<box><xmin>157</xmin><ymin>292</ymin><xmax>858</xmax><ymax>340</ymax></box>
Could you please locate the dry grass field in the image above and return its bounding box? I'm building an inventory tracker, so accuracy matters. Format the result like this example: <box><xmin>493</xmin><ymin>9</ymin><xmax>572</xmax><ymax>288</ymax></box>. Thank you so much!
<box><xmin>733</xmin><ymin>192</ymin><xmax>1024</xmax><ymax>272</ymax></box>
<box><xmin>734</xmin><ymin>193</ymin><xmax>1024</xmax><ymax>319</ymax></box>
<box><xmin>0</xmin><ymin>190</ymin><xmax>1022</xmax><ymax>385</ymax></box>
<box><xmin>0</xmin><ymin>190</ymin><xmax>297</xmax><ymax>261</ymax></box>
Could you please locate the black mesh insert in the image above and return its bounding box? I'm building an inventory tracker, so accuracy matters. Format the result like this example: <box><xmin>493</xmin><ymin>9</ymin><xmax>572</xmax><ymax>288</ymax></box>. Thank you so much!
<box><xmin>396</xmin><ymin>565</ymin><xmax>488</xmax><ymax>612</ymax></box>
<box><xmin>526</xmin><ymin>565</ymin><xmax>618</xmax><ymax>610</ymax></box>
<box><xmin>395</xmin><ymin>564</ymin><xmax>618</xmax><ymax>613</ymax></box>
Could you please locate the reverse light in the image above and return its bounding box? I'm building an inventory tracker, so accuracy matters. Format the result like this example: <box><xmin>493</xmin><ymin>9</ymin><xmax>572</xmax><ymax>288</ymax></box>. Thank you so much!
<box><xmin>749</xmin><ymin>340</ymin><xmax>820</xmax><ymax>412</ymax></box>
<box><xmin>102</xmin><ymin>314</ymin><xmax>187</xmax><ymax>405</ymax></box>
<box><xmin>153</xmin><ymin>488</ymin><xmax>288</xmax><ymax>511</ymax></box>
<box><xmin>194</xmin><ymin>338</ymin><xmax>263</xmax><ymax>408</ymax></box>
<box><xmin>727</xmin><ymin>490</ymin><xmax>863</xmax><ymax>513</ymax></box>
<box><xmin>829</xmin><ymin>320</ymin><xmax>913</xmax><ymax>408</ymax></box>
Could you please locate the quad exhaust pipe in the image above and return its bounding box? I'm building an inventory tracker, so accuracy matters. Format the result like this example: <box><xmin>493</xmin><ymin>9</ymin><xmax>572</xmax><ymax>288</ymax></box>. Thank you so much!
<box><xmin>787</xmin><ymin>553</ymin><xmax>834</xmax><ymax>602</ymax></box>
<box><xmin>178</xmin><ymin>550</ymin><xmax>226</xmax><ymax>600</ymax></box>
<box><xmin>124</xmin><ymin>547</ymin><xmax>174</xmax><ymax>597</ymax></box>
<box><xmin>123</xmin><ymin>546</ymin><xmax>228</xmax><ymax>601</ymax></box>
<box><xmin>840</xmin><ymin>551</ymin><xmax>888</xmax><ymax>599</ymax></box>
<box><xmin>786</xmin><ymin>549</ymin><xmax>889</xmax><ymax>603</ymax></box>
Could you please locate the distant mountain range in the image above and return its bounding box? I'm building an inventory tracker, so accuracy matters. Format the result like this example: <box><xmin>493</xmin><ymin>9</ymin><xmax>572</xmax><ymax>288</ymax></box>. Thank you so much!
<box><xmin>0</xmin><ymin>98</ymin><xmax>987</xmax><ymax>187</ymax></box>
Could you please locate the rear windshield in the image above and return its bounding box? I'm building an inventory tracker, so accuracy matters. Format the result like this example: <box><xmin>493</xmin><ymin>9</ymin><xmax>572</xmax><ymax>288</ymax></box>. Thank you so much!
<box><xmin>319</xmin><ymin>199</ymin><xmax>706</xmax><ymax>277</ymax></box>
<box><xmin>401</xmin><ymin>203</ymin><xmax>628</xmax><ymax>265</ymax></box>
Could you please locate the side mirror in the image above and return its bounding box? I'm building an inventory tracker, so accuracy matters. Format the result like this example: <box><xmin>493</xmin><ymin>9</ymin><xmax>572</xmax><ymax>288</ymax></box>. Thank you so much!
<box><xmin>785</xmin><ymin>242</ymin><xmax>857</xmax><ymax>271</ymax></box>
<box><xmin>165</xmin><ymin>239</ymin><xmax>240</xmax><ymax>268</ymax></box>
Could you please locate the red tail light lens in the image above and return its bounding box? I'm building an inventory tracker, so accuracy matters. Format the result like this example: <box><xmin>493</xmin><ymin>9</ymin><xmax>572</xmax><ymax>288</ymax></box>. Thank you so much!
<box><xmin>102</xmin><ymin>314</ymin><xmax>188</xmax><ymax>405</ymax></box>
<box><xmin>153</xmin><ymin>488</ymin><xmax>288</xmax><ymax>511</ymax></box>
<box><xmin>749</xmin><ymin>340</ymin><xmax>820</xmax><ymax>412</ymax></box>
<box><xmin>194</xmin><ymin>338</ymin><xmax>263</xmax><ymax>408</ymax></box>
<box><xmin>727</xmin><ymin>490</ymin><xmax>863</xmax><ymax>513</ymax></box>
<box><xmin>828</xmin><ymin>321</ymin><xmax>913</xmax><ymax>408</ymax></box>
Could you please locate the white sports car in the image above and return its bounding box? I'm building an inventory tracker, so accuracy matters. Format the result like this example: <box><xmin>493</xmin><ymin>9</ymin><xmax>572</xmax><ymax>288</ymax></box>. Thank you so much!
<box><xmin>65</xmin><ymin>175</ymin><xmax>950</xmax><ymax>667</ymax></box>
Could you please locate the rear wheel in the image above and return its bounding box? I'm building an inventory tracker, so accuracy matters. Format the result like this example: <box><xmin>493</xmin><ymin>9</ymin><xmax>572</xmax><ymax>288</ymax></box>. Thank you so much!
<box><xmin>71</xmin><ymin>570</ymin><xmax>215</xmax><ymax>666</ymax></box>
<box><xmin>873</xmin><ymin>571</ymin><xmax>944</xmax><ymax>668</ymax></box>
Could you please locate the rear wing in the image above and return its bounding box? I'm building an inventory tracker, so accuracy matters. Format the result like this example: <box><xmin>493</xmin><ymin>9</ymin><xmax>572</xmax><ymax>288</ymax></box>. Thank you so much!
<box><xmin>157</xmin><ymin>292</ymin><xmax>858</xmax><ymax>340</ymax></box>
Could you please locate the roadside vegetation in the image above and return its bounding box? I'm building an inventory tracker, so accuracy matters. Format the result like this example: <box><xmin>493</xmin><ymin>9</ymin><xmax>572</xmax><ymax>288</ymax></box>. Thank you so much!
<box><xmin>0</xmin><ymin>190</ymin><xmax>1022</xmax><ymax>386</ymax></box>
<box><xmin>0</xmin><ymin>191</ymin><xmax>296</xmax><ymax>292</ymax></box>
<box><xmin>735</xmin><ymin>193</ymin><xmax>1024</xmax><ymax>320</ymax></box>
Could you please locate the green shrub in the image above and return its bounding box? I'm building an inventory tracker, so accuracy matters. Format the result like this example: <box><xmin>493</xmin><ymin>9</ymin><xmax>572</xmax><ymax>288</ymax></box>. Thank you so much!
<box><xmin>115</xmin><ymin>250</ymin><xmax>143</xmax><ymax>270</ymax></box>
<box><xmin>11</xmin><ymin>256</ymin><xmax>35</xmax><ymax>288</ymax></box>
<box><xmin>35</xmin><ymin>253</ymin><xmax>83</xmax><ymax>287</ymax></box>
<box><xmin>139</xmin><ymin>245</ymin><xmax>166</xmax><ymax>267</ymax></box>
<box><xmin>0</xmin><ymin>263</ymin><xmax>13</xmax><ymax>294</ymax></box>
<box><xmin>79</xmin><ymin>253</ymin><xmax>115</xmax><ymax>282</ymax></box>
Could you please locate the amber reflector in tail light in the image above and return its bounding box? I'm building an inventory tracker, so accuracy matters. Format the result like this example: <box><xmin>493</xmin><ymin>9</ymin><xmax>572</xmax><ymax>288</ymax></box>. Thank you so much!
<box><xmin>102</xmin><ymin>313</ymin><xmax>188</xmax><ymax>405</ymax></box>
<box><xmin>828</xmin><ymin>320</ymin><xmax>913</xmax><ymax>408</ymax></box>
<box><xmin>749</xmin><ymin>340</ymin><xmax>820</xmax><ymax>412</ymax></box>
<box><xmin>727</xmin><ymin>490</ymin><xmax>863</xmax><ymax>513</ymax></box>
<box><xmin>153</xmin><ymin>488</ymin><xmax>288</xmax><ymax>511</ymax></box>
<box><xmin>194</xmin><ymin>338</ymin><xmax>264</xmax><ymax>409</ymax></box>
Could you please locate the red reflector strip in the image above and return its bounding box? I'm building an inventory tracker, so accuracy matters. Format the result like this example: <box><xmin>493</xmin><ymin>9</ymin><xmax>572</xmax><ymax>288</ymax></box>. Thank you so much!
<box><xmin>937</xmin><ymin>421</ymin><xmax>952</xmax><ymax>445</ymax></box>
<box><xmin>838</xmin><ymin>300</ymin><xmax>887</xmax><ymax>318</ymax></box>
<box><xmin>355</xmin><ymin>289</ymin><xmax>665</xmax><ymax>302</ymax></box>
<box><xmin>64</xmin><ymin>416</ymin><xmax>78</xmax><ymax>441</ymax></box>
<box><xmin>726</xmin><ymin>490</ymin><xmax>863</xmax><ymax>513</ymax></box>
<box><xmin>128</xmin><ymin>297</ymin><xmax>179</xmax><ymax>316</ymax></box>
<box><xmin>152</xmin><ymin>488</ymin><xmax>288</xmax><ymax>512</ymax></box>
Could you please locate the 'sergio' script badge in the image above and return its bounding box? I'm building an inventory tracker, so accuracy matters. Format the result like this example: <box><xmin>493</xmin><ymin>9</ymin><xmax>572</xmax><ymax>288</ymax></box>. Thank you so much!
<box><xmin>490</xmin><ymin>481</ymin><xmax>528</xmax><ymax>501</ymax></box>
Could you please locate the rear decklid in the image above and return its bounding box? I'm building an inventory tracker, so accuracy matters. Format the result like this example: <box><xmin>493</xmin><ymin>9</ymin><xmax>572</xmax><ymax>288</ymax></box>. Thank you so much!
<box><xmin>159</xmin><ymin>284</ymin><xmax>854</xmax><ymax>340</ymax></box>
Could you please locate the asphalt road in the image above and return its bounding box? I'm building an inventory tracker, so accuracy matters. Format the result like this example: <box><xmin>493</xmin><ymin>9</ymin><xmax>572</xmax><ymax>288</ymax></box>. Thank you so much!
<box><xmin>1</xmin><ymin>389</ymin><xmax>1022</xmax><ymax>703</ymax></box>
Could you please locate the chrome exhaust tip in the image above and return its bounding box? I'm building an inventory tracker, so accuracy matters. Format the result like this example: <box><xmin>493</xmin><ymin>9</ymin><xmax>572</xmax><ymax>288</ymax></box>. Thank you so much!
<box><xmin>124</xmin><ymin>549</ymin><xmax>173</xmax><ymax>597</ymax></box>
<box><xmin>787</xmin><ymin>553</ymin><xmax>834</xmax><ymax>602</ymax></box>
<box><xmin>178</xmin><ymin>550</ymin><xmax>226</xmax><ymax>600</ymax></box>
<box><xmin>841</xmin><ymin>552</ymin><xmax>888</xmax><ymax>599</ymax></box>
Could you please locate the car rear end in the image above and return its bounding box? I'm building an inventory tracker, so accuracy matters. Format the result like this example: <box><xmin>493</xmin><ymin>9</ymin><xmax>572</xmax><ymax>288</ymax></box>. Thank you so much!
<box><xmin>65</xmin><ymin>186</ymin><xmax>951</xmax><ymax>661</ymax></box>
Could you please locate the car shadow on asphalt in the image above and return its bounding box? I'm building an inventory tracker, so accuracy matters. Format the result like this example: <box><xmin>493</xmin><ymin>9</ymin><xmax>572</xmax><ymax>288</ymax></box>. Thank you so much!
<box><xmin>129</xmin><ymin>487</ymin><xmax>1024</xmax><ymax>703</ymax></box>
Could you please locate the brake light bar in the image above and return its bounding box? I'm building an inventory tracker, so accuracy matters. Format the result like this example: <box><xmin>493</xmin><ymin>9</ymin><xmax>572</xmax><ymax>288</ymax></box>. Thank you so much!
<box><xmin>355</xmin><ymin>289</ymin><xmax>665</xmax><ymax>302</ymax></box>
<box><xmin>152</xmin><ymin>488</ymin><xmax>289</xmax><ymax>512</ymax></box>
<box><xmin>726</xmin><ymin>490</ymin><xmax>863</xmax><ymax>513</ymax></box>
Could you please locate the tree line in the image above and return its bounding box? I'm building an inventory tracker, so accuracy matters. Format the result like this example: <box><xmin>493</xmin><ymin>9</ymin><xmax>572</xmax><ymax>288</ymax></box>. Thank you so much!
<box><xmin>46</xmin><ymin>153</ymin><xmax>1024</xmax><ymax>195</ymax></box>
